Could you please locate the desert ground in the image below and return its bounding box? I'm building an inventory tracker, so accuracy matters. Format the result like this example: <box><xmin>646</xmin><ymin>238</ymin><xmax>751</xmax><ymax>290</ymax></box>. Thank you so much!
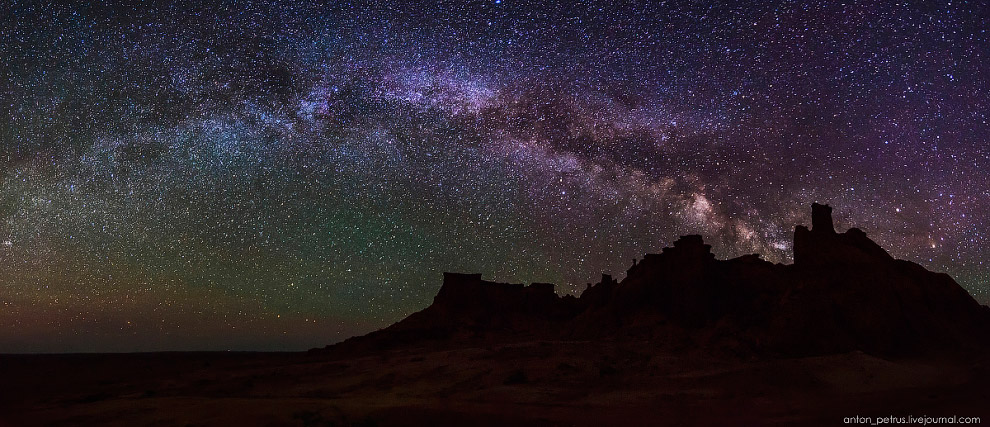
<box><xmin>2</xmin><ymin>341</ymin><xmax>987</xmax><ymax>426</ymax></box>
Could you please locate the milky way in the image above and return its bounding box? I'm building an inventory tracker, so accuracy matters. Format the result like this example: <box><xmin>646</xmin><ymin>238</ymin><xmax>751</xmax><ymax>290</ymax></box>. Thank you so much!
<box><xmin>2</xmin><ymin>1</ymin><xmax>989</xmax><ymax>351</ymax></box>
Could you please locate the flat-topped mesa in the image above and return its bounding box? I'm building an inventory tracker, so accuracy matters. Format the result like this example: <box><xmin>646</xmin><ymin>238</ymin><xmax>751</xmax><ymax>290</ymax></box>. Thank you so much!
<box><xmin>433</xmin><ymin>272</ymin><xmax>573</xmax><ymax>318</ymax></box>
<box><xmin>434</xmin><ymin>272</ymin><xmax>485</xmax><ymax>306</ymax></box>
<box><xmin>794</xmin><ymin>203</ymin><xmax>892</xmax><ymax>266</ymax></box>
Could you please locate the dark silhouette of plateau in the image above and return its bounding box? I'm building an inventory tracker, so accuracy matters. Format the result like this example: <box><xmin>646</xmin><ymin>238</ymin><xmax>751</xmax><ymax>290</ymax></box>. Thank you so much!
<box><xmin>3</xmin><ymin>204</ymin><xmax>989</xmax><ymax>426</ymax></box>
<box><xmin>318</xmin><ymin>203</ymin><xmax>990</xmax><ymax>360</ymax></box>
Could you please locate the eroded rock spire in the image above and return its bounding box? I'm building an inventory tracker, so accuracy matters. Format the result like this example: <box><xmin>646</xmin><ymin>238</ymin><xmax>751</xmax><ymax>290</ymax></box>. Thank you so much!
<box><xmin>811</xmin><ymin>202</ymin><xmax>835</xmax><ymax>233</ymax></box>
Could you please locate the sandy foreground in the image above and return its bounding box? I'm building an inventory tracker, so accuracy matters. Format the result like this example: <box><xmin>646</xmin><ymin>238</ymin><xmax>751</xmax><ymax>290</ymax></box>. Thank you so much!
<box><xmin>2</xmin><ymin>341</ymin><xmax>987</xmax><ymax>426</ymax></box>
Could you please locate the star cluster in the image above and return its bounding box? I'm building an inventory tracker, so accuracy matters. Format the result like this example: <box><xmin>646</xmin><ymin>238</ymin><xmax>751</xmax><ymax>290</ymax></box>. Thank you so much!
<box><xmin>2</xmin><ymin>0</ymin><xmax>989</xmax><ymax>351</ymax></box>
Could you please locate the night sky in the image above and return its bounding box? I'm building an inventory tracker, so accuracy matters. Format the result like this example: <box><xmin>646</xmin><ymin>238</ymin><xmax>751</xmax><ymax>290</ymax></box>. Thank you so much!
<box><xmin>3</xmin><ymin>1</ymin><xmax>989</xmax><ymax>352</ymax></box>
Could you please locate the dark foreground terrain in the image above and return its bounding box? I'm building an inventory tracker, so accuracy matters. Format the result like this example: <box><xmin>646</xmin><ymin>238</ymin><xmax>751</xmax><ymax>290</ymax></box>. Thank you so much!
<box><xmin>3</xmin><ymin>205</ymin><xmax>989</xmax><ymax>426</ymax></box>
<box><xmin>2</xmin><ymin>345</ymin><xmax>988</xmax><ymax>426</ymax></box>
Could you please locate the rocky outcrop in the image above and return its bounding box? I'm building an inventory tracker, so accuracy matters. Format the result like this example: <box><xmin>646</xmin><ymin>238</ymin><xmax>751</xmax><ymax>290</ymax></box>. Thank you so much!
<box><xmin>794</xmin><ymin>203</ymin><xmax>892</xmax><ymax>266</ymax></box>
<box><xmin>320</xmin><ymin>272</ymin><xmax>581</xmax><ymax>355</ymax></box>
<box><xmin>316</xmin><ymin>205</ymin><xmax>990</xmax><ymax>359</ymax></box>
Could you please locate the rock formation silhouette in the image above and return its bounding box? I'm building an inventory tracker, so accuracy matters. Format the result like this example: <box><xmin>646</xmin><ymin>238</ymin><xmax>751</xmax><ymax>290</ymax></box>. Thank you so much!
<box><xmin>317</xmin><ymin>204</ymin><xmax>990</xmax><ymax>358</ymax></box>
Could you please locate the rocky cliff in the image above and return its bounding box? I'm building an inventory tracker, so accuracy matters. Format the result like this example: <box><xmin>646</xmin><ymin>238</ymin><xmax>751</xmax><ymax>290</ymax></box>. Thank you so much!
<box><xmin>317</xmin><ymin>205</ymin><xmax>990</xmax><ymax>358</ymax></box>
